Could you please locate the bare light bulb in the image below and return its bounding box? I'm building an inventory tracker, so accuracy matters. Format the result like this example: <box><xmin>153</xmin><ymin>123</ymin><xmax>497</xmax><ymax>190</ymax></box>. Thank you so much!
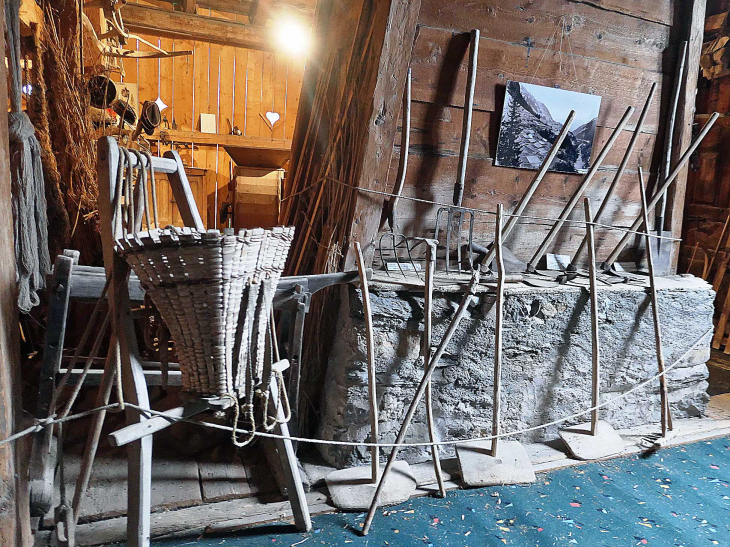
<box><xmin>276</xmin><ymin>18</ymin><xmax>311</xmax><ymax>57</ymax></box>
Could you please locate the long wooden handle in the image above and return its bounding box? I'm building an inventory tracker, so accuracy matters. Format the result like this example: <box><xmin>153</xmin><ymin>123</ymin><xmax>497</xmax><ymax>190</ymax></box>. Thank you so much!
<box><xmin>453</xmin><ymin>29</ymin><xmax>479</xmax><ymax>207</ymax></box>
<box><xmin>491</xmin><ymin>204</ymin><xmax>504</xmax><ymax>456</ymax></box>
<box><xmin>570</xmin><ymin>83</ymin><xmax>657</xmax><ymax>269</ymax></box>
<box><xmin>637</xmin><ymin>167</ymin><xmax>672</xmax><ymax>435</ymax></box>
<box><xmin>602</xmin><ymin>113</ymin><xmax>719</xmax><ymax>270</ymax></box>
<box><xmin>386</xmin><ymin>68</ymin><xmax>412</xmax><ymax>233</ymax></box>
<box><xmin>423</xmin><ymin>240</ymin><xmax>446</xmax><ymax>496</ymax></box>
<box><xmin>527</xmin><ymin>106</ymin><xmax>635</xmax><ymax>272</ymax></box>
<box><xmin>583</xmin><ymin>198</ymin><xmax>600</xmax><ymax>435</ymax></box>
<box><xmin>483</xmin><ymin>111</ymin><xmax>576</xmax><ymax>270</ymax></box>
<box><xmin>355</xmin><ymin>242</ymin><xmax>379</xmax><ymax>483</ymax></box>
<box><xmin>362</xmin><ymin>271</ymin><xmax>480</xmax><ymax>535</ymax></box>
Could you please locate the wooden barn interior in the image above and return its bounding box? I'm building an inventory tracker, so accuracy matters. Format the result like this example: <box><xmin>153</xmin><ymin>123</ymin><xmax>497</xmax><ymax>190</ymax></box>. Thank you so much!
<box><xmin>3</xmin><ymin>0</ymin><xmax>730</xmax><ymax>545</ymax></box>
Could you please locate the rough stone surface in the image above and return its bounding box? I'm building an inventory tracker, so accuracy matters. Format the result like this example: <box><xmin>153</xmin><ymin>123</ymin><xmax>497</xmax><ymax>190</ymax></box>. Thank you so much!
<box><xmin>317</xmin><ymin>275</ymin><xmax>714</xmax><ymax>468</ymax></box>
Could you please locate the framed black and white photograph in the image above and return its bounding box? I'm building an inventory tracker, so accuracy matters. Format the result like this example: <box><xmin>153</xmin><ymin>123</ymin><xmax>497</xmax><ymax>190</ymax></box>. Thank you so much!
<box><xmin>495</xmin><ymin>81</ymin><xmax>602</xmax><ymax>174</ymax></box>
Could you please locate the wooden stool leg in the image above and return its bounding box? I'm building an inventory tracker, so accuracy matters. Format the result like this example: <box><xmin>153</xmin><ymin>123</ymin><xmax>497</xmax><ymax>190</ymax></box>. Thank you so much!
<box><xmin>269</xmin><ymin>377</ymin><xmax>312</xmax><ymax>532</ymax></box>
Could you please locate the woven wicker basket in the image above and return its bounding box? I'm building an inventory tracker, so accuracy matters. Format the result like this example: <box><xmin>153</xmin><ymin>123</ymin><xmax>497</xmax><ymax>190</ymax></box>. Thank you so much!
<box><xmin>117</xmin><ymin>226</ymin><xmax>294</xmax><ymax>396</ymax></box>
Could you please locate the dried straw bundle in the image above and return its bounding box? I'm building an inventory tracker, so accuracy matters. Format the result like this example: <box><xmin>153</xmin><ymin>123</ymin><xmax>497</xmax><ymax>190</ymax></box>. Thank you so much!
<box><xmin>41</xmin><ymin>3</ymin><xmax>101</xmax><ymax>260</ymax></box>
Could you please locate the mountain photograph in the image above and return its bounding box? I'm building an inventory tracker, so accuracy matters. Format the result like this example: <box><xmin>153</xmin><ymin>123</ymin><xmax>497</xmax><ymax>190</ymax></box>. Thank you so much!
<box><xmin>495</xmin><ymin>81</ymin><xmax>601</xmax><ymax>174</ymax></box>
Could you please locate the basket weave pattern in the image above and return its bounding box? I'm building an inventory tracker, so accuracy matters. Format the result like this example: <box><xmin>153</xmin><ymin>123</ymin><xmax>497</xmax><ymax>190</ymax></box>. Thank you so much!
<box><xmin>117</xmin><ymin>226</ymin><xmax>294</xmax><ymax>396</ymax></box>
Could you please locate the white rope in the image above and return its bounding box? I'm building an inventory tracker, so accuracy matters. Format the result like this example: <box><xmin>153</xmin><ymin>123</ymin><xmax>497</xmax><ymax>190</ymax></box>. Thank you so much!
<box><xmin>0</xmin><ymin>328</ymin><xmax>710</xmax><ymax>450</ymax></box>
<box><xmin>0</xmin><ymin>403</ymin><xmax>122</xmax><ymax>448</ymax></box>
<box><xmin>127</xmin><ymin>327</ymin><xmax>712</xmax><ymax>449</ymax></box>
<box><xmin>324</xmin><ymin>177</ymin><xmax>681</xmax><ymax>243</ymax></box>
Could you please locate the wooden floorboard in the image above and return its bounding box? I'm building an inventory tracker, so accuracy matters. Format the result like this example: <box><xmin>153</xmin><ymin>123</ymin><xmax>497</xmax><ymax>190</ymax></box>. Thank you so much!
<box><xmin>33</xmin><ymin>405</ymin><xmax>730</xmax><ymax>546</ymax></box>
<box><xmin>43</xmin><ymin>449</ymin><xmax>203</xmax><ymax>527</ymax></box>
<box><xmin>198</xmin><ymin>444</ymin><xmax>251</xmax><ymax>503</ymax></box>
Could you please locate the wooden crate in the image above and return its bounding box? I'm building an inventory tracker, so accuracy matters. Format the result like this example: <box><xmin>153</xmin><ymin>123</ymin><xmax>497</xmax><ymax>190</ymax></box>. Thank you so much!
<box><xmin>209</xmin><ymin>167</ymin><xmax>283</xmax><ymax>230</ymax></box>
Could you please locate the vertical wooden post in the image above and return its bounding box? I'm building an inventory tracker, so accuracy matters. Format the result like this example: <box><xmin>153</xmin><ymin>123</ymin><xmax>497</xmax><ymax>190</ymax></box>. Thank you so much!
<box><xmin>491</xmin><ymin>205</ymin><xmax>504</xmax><ymax>457</ymax></box>
<box><xmin>665</xmin><ymin>0</ymin><xmax>707</xmax><ymax>272</ymax></box>
<box><xmin>340</xmin><ymin>0</ymin><xmax>423</xmax><ymax>269</ymax></box>
<box><xmin>0</xmin><ymin>0</ymin><xmax>31</xmax><ymax>542</ymax></box>
<box><xmin>354</xmin><ymin>242</ymin><xmax>378</xmax><ymax>483</ymax></box>
<box><xmin>97</xmin><ymin>137</ymin><xmax>153</xmax><ymax>546</ymax></box>
<box><xmin>423</xmin><ymin>240</ymin><xmax>445</xmax><ymax>497</ymax></box>
<box><xmin>638</xmin><ymin>168</ymin><xmax>673</xmax><ymax>436</ymax></box>
<box><xmin>583</xmin><ymin>198</ymin><xmax>600</xmax><ymax>436</ymax></box>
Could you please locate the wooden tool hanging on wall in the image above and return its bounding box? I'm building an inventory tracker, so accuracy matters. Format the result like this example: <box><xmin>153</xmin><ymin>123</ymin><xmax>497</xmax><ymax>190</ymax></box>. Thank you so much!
<box><xmin>84</xmin><ymin>0</ymin><xmax>192</xmax><ymax>60</ymax></box>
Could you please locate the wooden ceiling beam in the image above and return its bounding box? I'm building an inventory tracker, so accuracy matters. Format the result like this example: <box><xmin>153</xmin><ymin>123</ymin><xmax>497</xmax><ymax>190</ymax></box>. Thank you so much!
<box><xmin>249</xmin><ymin>0</ymin><xmax>272</xmax><ymax>26</ymax></box>
<box><xmin>19</xmin><ymin>0</ymin><xmax>43</xmax><ymax>36</ymax></box>
<box><xmin>121</xmin><ymin>3</ymin><xmax>273</xmax><ymax>50</ymax></box>
<box><xmin>153</xmin><ymin>0</ymin><xmax>314</xmax><ymax>18</ymax></box>
<box><xmin>196</xmin><ymin>0</ymin><xmax>254</xmax><ymax>15</ymax></box>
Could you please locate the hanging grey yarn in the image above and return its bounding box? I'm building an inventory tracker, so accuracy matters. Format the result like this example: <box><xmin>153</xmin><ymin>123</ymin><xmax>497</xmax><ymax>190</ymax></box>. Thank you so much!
<box><xmin>5</xmin><ymin>0</ymin><xmax>51</xmax><ymax>313</ymax></box>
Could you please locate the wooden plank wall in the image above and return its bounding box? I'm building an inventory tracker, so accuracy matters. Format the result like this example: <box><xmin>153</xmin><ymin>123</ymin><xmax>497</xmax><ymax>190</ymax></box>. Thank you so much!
<box><xmin>681</xmin><ymin>1</ymin><xmax>730</xmax><ymax>348</ymax></box>
<box><xmin>111</xmin><ymin>0</ymin><xmax>305</xmax><ymax>226</ymax></box>
<box><xmin>378</xmin><ymin>0</ymin><xmax>685</xmax><ymax>266</ymax></box>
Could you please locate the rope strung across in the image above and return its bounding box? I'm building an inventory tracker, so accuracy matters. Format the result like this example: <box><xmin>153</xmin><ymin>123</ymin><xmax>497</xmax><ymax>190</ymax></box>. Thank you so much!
<box><xmin>1</xmin><ymin>328</ymin><xmax>710</xmax><ymax>450</ymax></box>
<box><xmin>287</xmin><ymin>175</ymin><xmax>682</xmax><ymax>243</ymax></box>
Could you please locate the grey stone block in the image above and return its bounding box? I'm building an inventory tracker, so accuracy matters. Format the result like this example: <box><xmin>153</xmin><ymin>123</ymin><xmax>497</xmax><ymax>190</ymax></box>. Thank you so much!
<box><xmin>317</xmin><ymin>276</ymin><xmax>714</xmax><ymax>468</ymax></box>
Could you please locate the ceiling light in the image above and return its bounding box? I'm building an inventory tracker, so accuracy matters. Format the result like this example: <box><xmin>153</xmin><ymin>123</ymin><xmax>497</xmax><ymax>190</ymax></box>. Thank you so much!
<box><xmin>275</xmin><ymin>17</ymin><xmax>311</xmax><ymax>57</ymax></box>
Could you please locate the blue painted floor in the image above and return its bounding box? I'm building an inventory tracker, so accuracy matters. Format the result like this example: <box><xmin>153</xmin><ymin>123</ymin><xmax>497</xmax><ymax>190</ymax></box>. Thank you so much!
<box><xmin>147</xmin><ymin>437</ymin><xmax>730</xmax><ymax>547</ymax></box>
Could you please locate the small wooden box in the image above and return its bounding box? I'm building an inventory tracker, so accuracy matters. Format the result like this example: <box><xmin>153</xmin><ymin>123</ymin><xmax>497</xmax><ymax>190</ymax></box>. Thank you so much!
<box><xmin>209</xmin><ymin>167</ymin><xmax>284</xmax><ymax>230</ymax></box>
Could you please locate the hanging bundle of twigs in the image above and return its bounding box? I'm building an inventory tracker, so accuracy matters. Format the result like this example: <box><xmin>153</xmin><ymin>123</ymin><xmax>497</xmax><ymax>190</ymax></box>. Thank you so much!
<box><xmin>39</xmin><ymin>1</ymin><xmax>101</xmax><ymax>261</ymax></box>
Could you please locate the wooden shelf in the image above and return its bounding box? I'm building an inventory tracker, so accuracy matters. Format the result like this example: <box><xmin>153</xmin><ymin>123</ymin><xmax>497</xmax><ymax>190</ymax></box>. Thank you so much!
<box><xmin>158</xmin><ymin>130</ymin><xmax>291</xmax><ymax>168</ymax></box>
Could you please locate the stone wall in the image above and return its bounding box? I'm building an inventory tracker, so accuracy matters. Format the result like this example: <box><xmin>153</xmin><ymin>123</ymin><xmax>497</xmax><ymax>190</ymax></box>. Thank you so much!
<box><xmin>317</xmin><ymin>276</ymin><xmax>714</xmax><ymax>468</ymax></box>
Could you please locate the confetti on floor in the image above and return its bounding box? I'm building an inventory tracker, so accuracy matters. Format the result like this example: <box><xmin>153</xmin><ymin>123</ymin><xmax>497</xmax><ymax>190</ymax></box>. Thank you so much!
<box><xmin>142</xmin><ymin>437</ymin><xmax>730</xmax><ymax>547</ymax></box>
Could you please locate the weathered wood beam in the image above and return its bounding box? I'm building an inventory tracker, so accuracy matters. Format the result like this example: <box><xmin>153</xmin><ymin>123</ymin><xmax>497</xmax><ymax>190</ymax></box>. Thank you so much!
<box><xmin>250</xmin><ymin>0</ymin><xmax>272</xmax><ymax>25</ymax></box>
<box><xmin>342</xmin><ymin>0</ymin><xmax>423</xmax><ymax>269</ymax></box>
<box><xmin>182</xmin><ymin>0</ymin><xmax>197</xmax><ymax>13</ymax></box>
<box><xmin>0</xmin><ymin>1</ymin><xmax>31</xmax><ymax>543</ymax></box>
<box><xmin>121</xmin><ymin>4</ymin><xmax>272</xmax><ymax>51</ymax></box>
<box><xmin>666</xmin><ymin>0</ymin><xmax>707</xmax><ymax>271</ymax></box>
<box><xmin>19</xmin><ymin>0</ymin><xmax>42</xmax><ymax>36</ymax></box>
<box><xmin>196</xmin><ymin>0</ymin><xmax>254</xmax><ymax>15</ymax></box>
<box><xmin>159</xmin><ymin>0</ymin><xmax>314</xmax><ymax>18</ymax></box>
<box><xmin>158</xmin><ymin>129</ymin><xmax>291</xmax><ymax>149</ymax></box>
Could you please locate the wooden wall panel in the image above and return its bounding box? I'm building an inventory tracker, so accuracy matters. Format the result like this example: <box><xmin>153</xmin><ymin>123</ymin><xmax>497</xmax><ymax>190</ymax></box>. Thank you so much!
<box><xmin>373</xmin><ymin>0</ymin><xmax>684</xmax><ymax>267</ymax></box>
<box><xmin>172</xmin><ymin>39</ymin><xmax>195</xmax><ymax>131</ymax></box>
<box><xmin>101</xmin><ymin>1</ymin><xmax>306</xmax><ymax>228</ymax></box>
<box><xmin>572</xmin><ymin>0</ymin><xmax>674</xmax><ymax>26</ymax></box>
<box><xmin>419</xmin><ymin>0</ymin><xmax>675</xmax><ymax>72</ymax></box>
<box><xmin>398</xmin><ymin>102</ymin><xmax>659</xmax><ymax>172</ymax></box>
<box><xmin>385</xmin><ymin>152</ymin><xmax>650</xmax><ymax>262</ymax></box>
<box><xmin>218</xmin><ymin>45</ymin><xmax>235</xmax><ymax>134</ymax></box>
<box><xmin>410</xmin><ymin>26</ymin><xmax>666</xmax><ymax>133</ymax></box>
<box><xmin>245</xmin><ymin>50</ymin><xmax>263</xmax><ymax>136</ymax></box>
